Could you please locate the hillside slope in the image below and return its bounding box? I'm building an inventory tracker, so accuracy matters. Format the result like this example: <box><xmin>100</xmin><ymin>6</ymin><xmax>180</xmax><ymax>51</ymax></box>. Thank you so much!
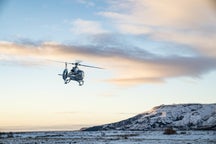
<box><xmin>84</xmin><ymin>104</ymin><xmax>216</xmax><ymax>131</ymax></box>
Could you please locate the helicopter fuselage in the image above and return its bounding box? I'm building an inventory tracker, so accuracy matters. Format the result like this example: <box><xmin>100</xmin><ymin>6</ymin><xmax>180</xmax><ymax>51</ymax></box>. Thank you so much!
<box><xmin>57</xmin><ymin>61</ymin><xmax>102</xmax><ymax>86</ymax></box>
<box><xmin>62</xmin><ymin>68</ymin><xmax>84</xmax><ymax>86</ymax></box>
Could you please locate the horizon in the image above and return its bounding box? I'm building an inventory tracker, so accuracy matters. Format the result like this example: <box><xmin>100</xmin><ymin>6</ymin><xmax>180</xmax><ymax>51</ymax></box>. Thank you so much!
<box><xmin>1</xmin><ymin>103</ymin><xmax>215</xmax><ymax>132</ymax></box>
<box><xmin>0</xmin><ymin>0</ymin><xmax>216</xmax><ymax>132</ymax></box>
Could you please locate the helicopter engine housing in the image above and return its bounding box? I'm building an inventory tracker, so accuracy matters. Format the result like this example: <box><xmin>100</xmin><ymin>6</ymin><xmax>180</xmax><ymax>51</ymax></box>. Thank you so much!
<box><xmin>74</xmin><ymin>70</ymin><xmax>84</xmax><ymax>80</ymax></box>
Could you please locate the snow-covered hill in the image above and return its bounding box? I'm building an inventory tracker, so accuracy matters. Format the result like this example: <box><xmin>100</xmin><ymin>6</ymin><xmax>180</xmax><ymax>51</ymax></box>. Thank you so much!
<box><xmin>84</xmin><ymin>104</ymin><xmax>216</xmax><ymax>131</ymax></box>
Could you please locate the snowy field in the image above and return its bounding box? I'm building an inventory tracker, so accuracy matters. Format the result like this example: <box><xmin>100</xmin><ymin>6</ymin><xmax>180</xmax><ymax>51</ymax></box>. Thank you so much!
<box><xmin>0</xmin><ymin>130</ymin><xmax>216</xmax><ymax>144</ymax></box>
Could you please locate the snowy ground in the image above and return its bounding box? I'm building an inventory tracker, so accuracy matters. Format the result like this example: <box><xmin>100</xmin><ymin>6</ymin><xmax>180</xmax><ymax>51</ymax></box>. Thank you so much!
<box><xmin>0</xmin><ymin>130</ymin><xmax>216</xmax><ymax>144</ymax></box>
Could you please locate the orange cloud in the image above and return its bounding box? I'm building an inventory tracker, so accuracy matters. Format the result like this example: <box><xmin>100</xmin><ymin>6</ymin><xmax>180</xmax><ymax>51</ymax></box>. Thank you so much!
<box><xmin>106</xmin><ymin>77</ymin><xmax>164</xmax><ymax>86</ymax></box>
<box><xmin>1</xmin><ymin>40</ymin><xmax>215</xmax><ymax>86</ymax></box>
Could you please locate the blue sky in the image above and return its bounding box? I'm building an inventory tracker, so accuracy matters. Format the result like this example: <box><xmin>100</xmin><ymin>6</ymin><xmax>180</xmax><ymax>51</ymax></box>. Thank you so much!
<box><xmin>0</xmin><ymin>0</ymin><xmax>216</xmax><ymax>131</ymax></box>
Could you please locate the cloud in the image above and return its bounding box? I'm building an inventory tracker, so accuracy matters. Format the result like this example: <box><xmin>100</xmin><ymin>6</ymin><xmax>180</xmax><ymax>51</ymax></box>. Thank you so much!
<box><xmin>76</xmin><ymin>0</ymin><xmax>95</xmax><ymax>7</ymax></box>
<box><xmin>71</xmin><ymin>19</ymin><xmax>108</xmax><ymax>35</ymax></box>
<box><xmin>102</xmin><ymin>0</ymin><xmax>216</xmax><ymax>29</ymax></box>
<box><xmin>100</xmin><ymin>0</ymin><xmax>216</xmax><ymax>57</ymax></box>
<box><xmin>1</xmin><ymin>0</ymin><xmax>216</xmax><ymax>85</ymax></box>
<box><xmin>106</xmin><ymin>77</ymin><xmax>164</xmax><ymax>86</ymax></box>
<box><xmin>1</xmin><ymin>39</ymin><xmax>216</xmax><ymax>86</ymax></box>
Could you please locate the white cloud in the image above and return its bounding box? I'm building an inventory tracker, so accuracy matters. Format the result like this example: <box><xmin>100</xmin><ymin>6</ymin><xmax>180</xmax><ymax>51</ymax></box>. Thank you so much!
<box><xmin>71</xmin><ymin>19</ymin><xmax>107</xmax><ymax>35</ymax></box>
<box><xmin>76</xmin><ymin>0</ymin><xmax>95</xmax><ymax>7</ymax></box>
<box><xmin>103</xmin><ymin>0</ymin><xmax>216</xmax><ymax>29</ymax></box>
<box><xmin>100</xmin><ymin>0</ymin><xmax>216</xmax><ymax>57</ymax></box>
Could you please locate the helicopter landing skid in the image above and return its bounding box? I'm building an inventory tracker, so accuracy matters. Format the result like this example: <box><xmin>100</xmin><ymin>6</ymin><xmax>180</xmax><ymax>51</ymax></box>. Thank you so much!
<box><xmin>64</xmin><ymin>79</ymin><xmax>84</xmax><ymax>86</ymax></box>
<box><xmin>64</xmin><ymin>79</ymin><xmax>71</xmax><ymax>84</ymax></box>
<box><xmin>78</xmin><ymin>80</ymin><xmax>84</xmax><ymax>86</ymax></box>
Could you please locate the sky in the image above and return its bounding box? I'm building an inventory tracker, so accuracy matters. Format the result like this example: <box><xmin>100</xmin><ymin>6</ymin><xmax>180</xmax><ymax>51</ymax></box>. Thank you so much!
<box><xmin>0</xmin><ymin>0</ymin><xmax>216</xmax><ymax>131</ymax></box>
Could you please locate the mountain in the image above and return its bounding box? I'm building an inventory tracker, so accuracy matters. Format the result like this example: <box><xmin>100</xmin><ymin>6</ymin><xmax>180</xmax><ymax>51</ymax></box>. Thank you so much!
<box><xmin>83</xmin><ymin>104</ymin><xmax>216</xmax><ymax>131</ymax></box>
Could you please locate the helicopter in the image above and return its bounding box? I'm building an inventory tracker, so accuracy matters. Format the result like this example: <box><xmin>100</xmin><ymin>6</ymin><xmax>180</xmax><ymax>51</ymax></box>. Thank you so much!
<box><xmin>57</xmin><ymin>61</ymin><xmax>103</xmax><ymax>86</ymax></box>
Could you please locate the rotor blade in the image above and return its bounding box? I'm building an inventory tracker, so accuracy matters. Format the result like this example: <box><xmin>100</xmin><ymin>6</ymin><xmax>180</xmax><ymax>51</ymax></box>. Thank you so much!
<box><xmin>67</xmin><ymin>62</ymin><xmax>76</xmax><ymax>65</ymax></box>
<box><xmin>48</xmin><ymin>60</ymin><xmax>76</xmax><ymax>66</ymax></box>
<box><xmin>47</xmin><ymin>59</ymin><xmax>104</xmax><ymax>69</ymax></box>
<box><xmin>47</xmin><ymin>59</ymin><xmax>74</xmax><ymax>66</ymax></box>
<box><xmin>79</xmin><ymin>64</ymin><xmax>104</xmax><ymax>69</ymax></box>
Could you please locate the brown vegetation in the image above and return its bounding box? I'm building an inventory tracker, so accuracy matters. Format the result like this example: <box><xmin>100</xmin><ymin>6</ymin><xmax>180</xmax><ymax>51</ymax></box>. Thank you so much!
<box><xmin>163</xmin><ymin>127</ymin><xmax>177</xmax><ymax>135</ymax></box>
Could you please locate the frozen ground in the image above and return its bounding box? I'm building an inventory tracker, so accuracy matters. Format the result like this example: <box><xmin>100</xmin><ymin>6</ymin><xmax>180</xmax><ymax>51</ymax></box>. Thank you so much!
<box><xmin>0</xmin><ymin>130</ymin><xmax>215</xmax><ymax>144</ymax></box>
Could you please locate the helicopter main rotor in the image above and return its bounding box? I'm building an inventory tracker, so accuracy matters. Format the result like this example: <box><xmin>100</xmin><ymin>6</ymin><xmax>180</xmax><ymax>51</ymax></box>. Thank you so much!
<box><xmin>48</xmin><ymin>59</ymin><xmax>104</xmax><ymax>69</ymax></box>
<box><xmin>68</xmin><ymin>62</ymin><xmax>103</xmax><ymax>69</ymax></box>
